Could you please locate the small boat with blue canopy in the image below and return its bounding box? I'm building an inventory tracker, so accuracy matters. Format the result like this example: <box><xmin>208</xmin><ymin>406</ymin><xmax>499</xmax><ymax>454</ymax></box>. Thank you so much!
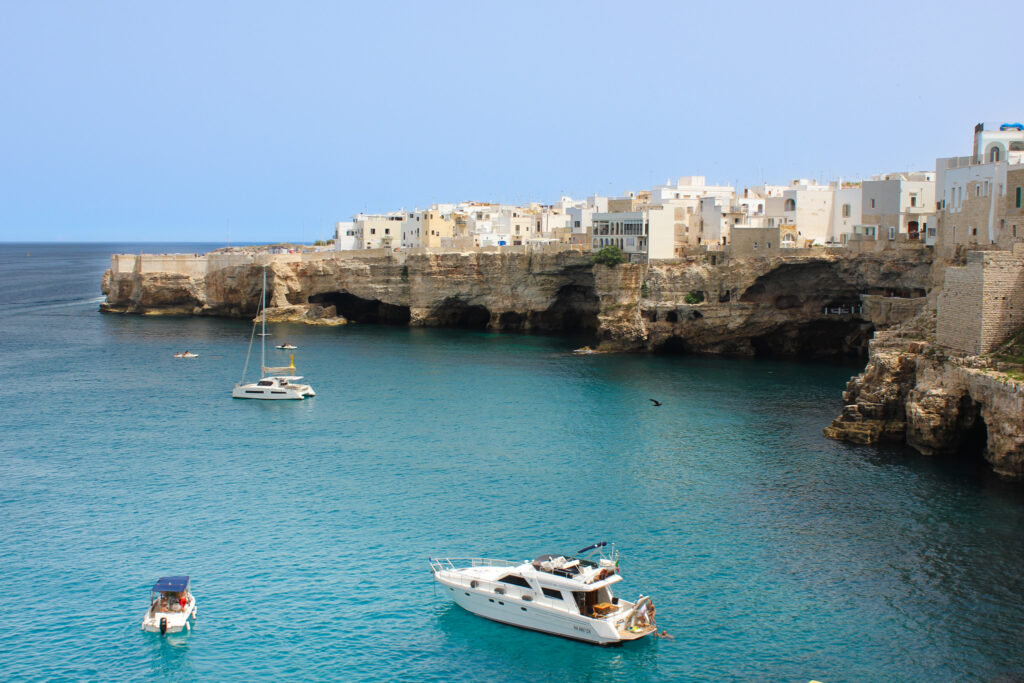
<box><xmin>141</xmin><ymin>576</ymin><xmax>197</xmax><ymax>634</ymax></box>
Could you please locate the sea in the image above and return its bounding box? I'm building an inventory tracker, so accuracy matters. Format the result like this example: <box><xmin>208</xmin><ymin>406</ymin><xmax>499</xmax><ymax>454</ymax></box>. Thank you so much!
<box><xmin>1</xmin><ymin>242</ymin><xmax>1023</xmax><ymax>682</ymax></box>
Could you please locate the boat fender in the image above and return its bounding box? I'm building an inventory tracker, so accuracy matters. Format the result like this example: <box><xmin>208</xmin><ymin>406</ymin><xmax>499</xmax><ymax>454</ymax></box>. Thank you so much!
<box><xmin>159</xmin><ymin>617</ymin><xmax>167</xmax><ymax>635</ymax></box>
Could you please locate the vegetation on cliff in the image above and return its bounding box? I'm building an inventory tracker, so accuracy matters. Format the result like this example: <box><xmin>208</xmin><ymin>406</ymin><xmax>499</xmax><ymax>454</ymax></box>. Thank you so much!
<box><xmin>591</xmin><ymin>245</ymin><xmax>626</xmax><ymax>267</ymax></box>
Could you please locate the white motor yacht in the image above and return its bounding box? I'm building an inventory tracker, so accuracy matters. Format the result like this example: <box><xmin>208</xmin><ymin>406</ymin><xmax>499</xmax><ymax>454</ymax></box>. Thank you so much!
<box><xmin>430</xmin><ymin>542</ymin><xmax>657</xmax><ymax>645</ymax></box>
<box><xmin>141</xmin><ymin>576</ymin><xmax>197</xmax><ymax>634</ymax></box>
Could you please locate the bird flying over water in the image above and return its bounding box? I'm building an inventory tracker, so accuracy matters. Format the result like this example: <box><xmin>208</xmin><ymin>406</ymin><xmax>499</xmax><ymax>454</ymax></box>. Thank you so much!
<box><xmin>649</xmin><ymin>399</ymin><xmax>662</xmax><ymax>406</ymax></box>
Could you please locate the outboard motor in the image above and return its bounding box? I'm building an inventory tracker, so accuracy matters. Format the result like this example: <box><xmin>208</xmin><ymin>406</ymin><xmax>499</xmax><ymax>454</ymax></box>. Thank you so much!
<box><xmin>159</xmin><ymin>617</ymin><xmax>167</xmax><ymax>635</ymax></box>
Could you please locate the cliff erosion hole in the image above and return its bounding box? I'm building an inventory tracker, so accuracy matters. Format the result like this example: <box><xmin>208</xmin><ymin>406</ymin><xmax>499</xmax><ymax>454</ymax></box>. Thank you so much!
<box><xmin>957</xmin><ymin>397</ymin><xmax>989</xmax><ymax>463</ymax></box>
<box><xmin>654</xmin><ymin>336</ymin><xmax>690</xmax><ymax>354</ymax></box>
<box><xmin>429</xmin><ymin>298</ymin><xmax>491</xmax><ymax>329</ymax></box>
<box><xmin>308</xmin><ymin>292</ymin><xmax>411</xmax><ymax>325</ymax></box>
<box><xmin>529</xmin><ymin>284</ymin><xmax>600</xmax><ymax>334</ymax></box>
<box><xmin>750</xmin><ymin>319</ymin><xmax>874</xmax><ymax>359</ymax></box>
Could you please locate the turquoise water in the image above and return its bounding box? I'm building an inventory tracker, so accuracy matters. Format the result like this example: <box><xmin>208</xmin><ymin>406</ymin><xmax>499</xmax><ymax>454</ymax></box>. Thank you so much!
<box><xmin>2</xmin><ymin>243</ymin><xmax>1024</xmax><ymax>681</ymax></box>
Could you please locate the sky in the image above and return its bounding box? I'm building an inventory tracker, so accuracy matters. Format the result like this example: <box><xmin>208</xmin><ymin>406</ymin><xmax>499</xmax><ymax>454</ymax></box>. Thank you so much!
<box><xmin>1</xmin><ymin>0</ymin><xmax>1021</xmax><ymax>243</ymax></box>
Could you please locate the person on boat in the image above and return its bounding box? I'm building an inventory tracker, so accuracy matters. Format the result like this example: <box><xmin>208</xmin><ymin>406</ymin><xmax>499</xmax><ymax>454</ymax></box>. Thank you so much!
<box><xmin>179</xmin><ymin>592</ymin><xmax>187</xmax><ymax>611</ymax></box>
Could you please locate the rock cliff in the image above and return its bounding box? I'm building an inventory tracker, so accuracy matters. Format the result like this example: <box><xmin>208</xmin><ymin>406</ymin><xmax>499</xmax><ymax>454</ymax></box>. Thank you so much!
<box><xmin>824</xmin><ymin>316</ymin><xmax>1024</xmax><ymax>478</ymax></box>
<box><xmin>101</xmin><ymin>248</ymin><xmax>933</xmax><ymax>356</ymax></box>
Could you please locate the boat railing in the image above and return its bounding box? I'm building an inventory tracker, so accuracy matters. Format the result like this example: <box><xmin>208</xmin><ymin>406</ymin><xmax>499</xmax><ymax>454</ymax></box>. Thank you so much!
<box><xmin>429</xmin><ymin>557</ymin><xmax>513</xmax><ymax>573</ymax></box>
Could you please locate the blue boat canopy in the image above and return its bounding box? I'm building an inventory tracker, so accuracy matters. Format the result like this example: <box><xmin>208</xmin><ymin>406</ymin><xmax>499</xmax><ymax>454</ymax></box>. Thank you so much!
<box><xmin>152</xmin><ymin>576</ymin><xmax>189</xmax><ymax>592</ymax></box>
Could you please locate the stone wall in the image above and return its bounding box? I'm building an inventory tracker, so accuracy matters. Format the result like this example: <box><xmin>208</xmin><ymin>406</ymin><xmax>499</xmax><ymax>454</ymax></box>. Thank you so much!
<box><xmin>981</xmin><ymin>249</ymin><xmax>1024</xmax><ymax>352</ymax></box>
<box><xmin>936</xmin><ymin>248</ymin><xmax>1024</xmax><ymax>354</ymax></box>
<box><xmin>936</xmin><ymin>253</ymin><xmax>985</xmax><ymax>354</ymax></box>
<box><xmin>111</xmin><ymin>253</ymin><xmax>208</xmax><ymax>277</ymax></box>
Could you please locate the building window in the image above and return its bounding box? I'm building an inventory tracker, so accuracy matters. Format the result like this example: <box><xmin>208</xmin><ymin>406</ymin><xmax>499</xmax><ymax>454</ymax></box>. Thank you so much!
<box><xmin>989</xmin><ymin>146</ymin><xmax>1002</xmax><ymax>162</ymax></box>
<box><xmin>1017</xmin><ymin>186</ymin><xmax>1022</xmax><ymax>208</ymax></box>
<box><xmin>385</xmin><ymin>228</ymin><xmax>390</xmax><ymax>235</ymax></box>
<box><xmin>753</xmin><ymin>242</ymin><xmax>758</xmax><ymax>249</ymax></box>
<box><xmin>784</xmin><ymin>199</ymin><xmax>795</xmax><ymax>211</ymax></box>
<box><xmin>870</xmin><ymin>198</ymin><xmax>876</xmax><ymax>208</ymax></box>
<box><xmin>888</xmin><ymin>226</ymin><xmax>896</xmax><ymax>240</ymax></box>
<box><xmin>842</xmin><ymin>203</ymin><xmax>851</xmax><ymax>217</ymax></box>
<box><xmin>370</xmin><ymin>228</ymin><xmax>376</xmax><ymax>235</ymax></box>
<box><xmin>910</xmin><ymin>195</ymin><xmax>918</xmax><ymax>207</ymax></box>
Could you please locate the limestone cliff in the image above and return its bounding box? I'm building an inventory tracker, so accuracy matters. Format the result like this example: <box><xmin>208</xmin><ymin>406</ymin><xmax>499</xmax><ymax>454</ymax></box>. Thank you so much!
<box><xmin>101</xmin><ymin>248</ymin><xmax>933</xmax><ymax>356</ymax></box>
<box><xmin>824</xmin><ymin>316</ymin><xmax>1024</xmax><ymax>478</ymax></box>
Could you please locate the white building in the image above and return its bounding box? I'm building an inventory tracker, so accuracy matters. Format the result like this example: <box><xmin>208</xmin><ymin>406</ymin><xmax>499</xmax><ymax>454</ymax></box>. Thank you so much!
<box><xmin>352</xmin><ymin>211</ymin><xmax>405</xmax><ymax>250</ymax></box>
<box><xmin>591</xmin><ymin>206</ymin><xmax>674</xmax><ymax>260</ymax></box>
<box><xmin>334</xmin><ymin>221</ymin><xmax>358</xmax><ymax>250</ymax></box>
<box><xmin>830</xmin><ymin>184</ymin><xmax>862</xmax><ymax>244</ymax></box>
<box><xmin>651</xmin><ymin>176</ymin><xmax>733</xmax><ymax>204</ymax></box>
<box><xmin>861</xmin><ymin>172</ymin><xmax>935</xmax><ymax>242</ymax></box>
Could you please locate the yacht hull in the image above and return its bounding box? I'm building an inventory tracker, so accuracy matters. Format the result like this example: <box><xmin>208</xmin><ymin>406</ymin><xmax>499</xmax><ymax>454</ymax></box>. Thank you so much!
<box><xmin>437</xmin><ymin>577</ymin><xmax>622</xmax><ymax>645</ymax></box>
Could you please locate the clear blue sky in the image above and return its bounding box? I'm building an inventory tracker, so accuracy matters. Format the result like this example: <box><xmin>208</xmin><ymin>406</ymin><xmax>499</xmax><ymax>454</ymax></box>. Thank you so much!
<box><xmin>1</xmin><ymin>0</ymin><xmax>1020</xmax><ymax>243</ymax></box>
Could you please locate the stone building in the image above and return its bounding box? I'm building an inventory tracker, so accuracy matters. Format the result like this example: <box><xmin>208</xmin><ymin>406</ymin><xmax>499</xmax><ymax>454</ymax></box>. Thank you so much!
<box><xmin>934</xmin><ymin>123</ymin><xmax>1024</xmax><ymax>256</ymax></box>
<box><xmin>860</xmin><ymin>172</ymin><xmax>935</xmax><ymax>242</ymax></box>
<box><xmin>936</xmin><ymin>243</ymin><xmax>1024</xmax><ymax>354</ymax></box>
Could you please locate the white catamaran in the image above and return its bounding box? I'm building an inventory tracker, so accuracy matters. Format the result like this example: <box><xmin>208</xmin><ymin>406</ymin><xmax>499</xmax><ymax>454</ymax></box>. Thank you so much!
<box><xmin>232</xmin><ymin>267</ymin><xmax>315</xmax><ymax>400</ymax></box>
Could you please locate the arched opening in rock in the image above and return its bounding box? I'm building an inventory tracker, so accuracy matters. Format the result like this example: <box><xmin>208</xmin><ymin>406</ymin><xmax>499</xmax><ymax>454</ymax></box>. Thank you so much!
<box><xmin>664</xmin><ymin>310</ymin><xmax>679</xmax><ymax>323</ymax></box>
<box><xmin>308</xmin><ymin>292</ymin><xmax>411</xmax><ymax>325</ymax></box>
<box><xmin>750</xmin><ymin>319</ymin><xmax>874</xmax><ymax>358</ymax></box>
<box><xmin>529</xmin><ymin>284</ymin><xmax>600</xmax><ymax>333</ymax></box>
<box><xmin>496</xmin><ymin>311</ymin><xmax>525</xmax><ymax>331</ymax></box>
<box><xmin>957</xmin><ymin>397</ymin><xmax>989</xmax><ymax>463</ymax></box>
<box><xmin>654</xmin><ymin>336</ymin><xmax>689</xmax><ymax>354</ymax></box>
<box><xmin>428</xmin><ymin>298</ymin><xmax>491</xmax><ymax>329</ymax></box>
<box><xmin>689</xmin><ymin>310</ymin><xmax>703</xmax><ymax>320</ymax></box>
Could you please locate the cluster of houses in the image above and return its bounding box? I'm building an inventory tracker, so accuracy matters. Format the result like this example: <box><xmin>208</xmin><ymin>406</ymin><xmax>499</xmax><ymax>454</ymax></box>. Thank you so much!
<box><xmin>333</xmin><ymin>122</ymin><xmax>1024</xmax><ymax>262</ymax></box>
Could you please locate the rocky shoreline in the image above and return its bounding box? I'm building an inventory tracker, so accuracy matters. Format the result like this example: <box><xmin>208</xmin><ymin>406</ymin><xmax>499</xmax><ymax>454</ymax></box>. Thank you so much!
<box><xmin>824</xmin><ymin>317</ymin><xmax>1024</xmax><ymax>478</ymax></box>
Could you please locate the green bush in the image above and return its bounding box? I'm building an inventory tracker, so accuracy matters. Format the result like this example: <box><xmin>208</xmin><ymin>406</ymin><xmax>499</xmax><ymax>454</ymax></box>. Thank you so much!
<box><xmin>591</xmin><ymin>245</ymin><xmax>626</xmax><ymax>267</ymax></box>
<box><xmin>684</xmin><ymin>291</ymin><xmax>705</xmax><ymax>304</ymax></box>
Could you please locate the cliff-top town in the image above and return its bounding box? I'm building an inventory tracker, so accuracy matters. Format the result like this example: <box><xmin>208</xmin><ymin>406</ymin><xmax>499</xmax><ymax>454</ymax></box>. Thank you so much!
<box><xmin>330</xmin><ymin>122</ymin><xmax>1024</xmax><ymax>263</ymax></box>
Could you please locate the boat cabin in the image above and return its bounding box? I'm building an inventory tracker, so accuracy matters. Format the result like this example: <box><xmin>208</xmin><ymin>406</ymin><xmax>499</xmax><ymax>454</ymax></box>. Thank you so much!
<box><xmin>474</xmin><ymin>553</ymin><xmax>621</xmax><ymax>618</ymax></box>
<box><xmin>150</xmin><ymin>575</ymin><xmax>191</xmax><ymax>612</ymax></box>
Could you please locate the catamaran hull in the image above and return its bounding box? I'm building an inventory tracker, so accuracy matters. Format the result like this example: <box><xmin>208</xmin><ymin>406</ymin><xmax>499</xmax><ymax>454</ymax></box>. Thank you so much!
<box><xmin>436</xmin><ymin>577</ymin><xmax>623</xmax><ymax>645</ymax></box>
<box><xmin>232</xmin><ymin>387</ymin><xmax>306</xmax><ymax>400</ymax></box>
<box><xmin>231</xmin><ymin>383</ymin><xmax>314</xmax><ymax>400</ymax></box>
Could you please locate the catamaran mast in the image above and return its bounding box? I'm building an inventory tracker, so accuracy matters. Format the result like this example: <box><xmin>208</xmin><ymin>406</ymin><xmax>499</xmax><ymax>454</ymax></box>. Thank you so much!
<box><xmin>261</xmin><ymin>266</ymin><xmax>267</xmax><ymax>375</ymax></box>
